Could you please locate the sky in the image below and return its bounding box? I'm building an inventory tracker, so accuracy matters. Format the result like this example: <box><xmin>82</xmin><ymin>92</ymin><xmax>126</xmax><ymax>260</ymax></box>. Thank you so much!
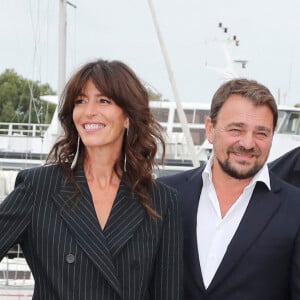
<box><xmin>1</xmin><ymin>0</ymin><xmax>300</xmax><ymax>106</ymax></box>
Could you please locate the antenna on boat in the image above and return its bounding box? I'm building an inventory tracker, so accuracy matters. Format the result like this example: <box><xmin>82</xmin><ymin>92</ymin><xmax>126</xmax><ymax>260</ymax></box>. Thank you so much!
<box><xmin>147</xmin><ymin>0</ymin><xmax>200</xmax><ymax>167</ymax></box>
<box><xmin>206</xmin><ymin>23</ymin><xmax>248</xmax><ymax>79</ymax></box>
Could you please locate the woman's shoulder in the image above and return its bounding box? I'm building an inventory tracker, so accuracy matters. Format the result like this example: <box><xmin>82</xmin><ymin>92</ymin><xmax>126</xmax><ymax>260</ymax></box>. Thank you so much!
<box><xmin>18</xmin><ymin>163</ymin><xmax>61</xmax><ymax>176</ymax></box>
<box><xmin>150</xmin><ymin>180</ymin><xmax>179</xmax><ymax>208</ymax></box>
<box><xmin>16</xmin><ymin>163</ymin><xmax>63</xmax><ymax>187</ymax></box>
<box><xmin>153</xmin><ymin>179</ymin><xmax>177</xmax><ymax>196</ymax></box>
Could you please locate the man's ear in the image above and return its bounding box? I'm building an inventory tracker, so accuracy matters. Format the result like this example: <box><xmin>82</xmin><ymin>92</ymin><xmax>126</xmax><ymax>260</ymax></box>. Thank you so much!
<box><xmin>205</xmin><ymin>117</ymin><xmax>214</xmax><ymax>144</ymax></box>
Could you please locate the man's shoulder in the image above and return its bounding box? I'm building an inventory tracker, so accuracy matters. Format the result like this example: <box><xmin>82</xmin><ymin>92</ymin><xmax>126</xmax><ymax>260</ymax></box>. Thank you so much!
<box><xmin>268</xmin><ymin>147</ymin><xmax>300</xmax><ymax>189</ymax></box>
<box><xmin>152</xmin><ymin>179</ymin><xmax>178</xmax><ymax>198</ymax></box>
<box><xmin>269</xmin><ymin>171</ymin><xmax>300</xmax><ymax>205</ymax></box>
<box><xmin>158</xmin><ymin>165</ymin><xmax>205</xmax><ymax>189</ymax></box>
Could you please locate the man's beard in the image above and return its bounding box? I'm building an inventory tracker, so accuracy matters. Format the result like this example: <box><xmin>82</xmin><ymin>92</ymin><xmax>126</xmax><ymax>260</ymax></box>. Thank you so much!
<box><xmin>217</xmin><ymin>146</ymin><xmax>264</xmax><ymax>180</ymax></box>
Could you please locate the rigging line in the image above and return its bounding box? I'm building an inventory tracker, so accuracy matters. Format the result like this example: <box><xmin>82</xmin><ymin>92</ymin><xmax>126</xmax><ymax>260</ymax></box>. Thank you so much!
<box><xmin>28</xmin><ymin>0</ymin><xmax>41</xmax><ymax>82</ymax></box>
<box><xmin>44</xmin><ymin>0</ymin><xmax>56</xmax><ymax>86</ymax></box>
<box><xmin>31</xmin><ymin>97</ymin><xmax>41</xmax><ymax>124</ymax></box>
<box><xmin>27</xmin><ymin>0</ymin><xmax>37</xmax><ymax>124</ymax></box>
<box><xmin>286</xmin><ymin>49</ymin><xmax>294</xmax><ymax>105</ymax></box>
<box><xmin>26</xmin><ymin>0</ymin><xmax>53</xmax><ymax>125</ymax></box>
<box><xmin>28</xmin><ymin>0</ymin><xmax>52</xmax><ymax>86</ymax></box>
<box><xmin>27</xmin><ymin>81</ymin><xmax>45</xmax><ymax>125</ymax></box>
<box><xmin>26</xmin><ymin>0</ymin><xmax>43</xmax><ymax>124</ymax></box>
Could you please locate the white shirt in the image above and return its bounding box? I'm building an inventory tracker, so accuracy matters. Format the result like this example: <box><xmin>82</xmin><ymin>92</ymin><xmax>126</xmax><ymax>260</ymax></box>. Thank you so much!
<box><xmin>196</xmin><ymin>157</ymin><xmax>270</xmax><ymax>288</ymax></box>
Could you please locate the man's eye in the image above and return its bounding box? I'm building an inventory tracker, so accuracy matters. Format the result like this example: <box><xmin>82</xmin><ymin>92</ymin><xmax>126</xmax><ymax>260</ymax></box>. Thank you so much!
<box><xmin>256</xmin><ymin>132</ymin><xmax>268</xmax><ymax>138</ymax></box>
<box><xmin>230</xmin><ymin>128</ymin><xmax>241</xmax><ymax>133</ymax></box>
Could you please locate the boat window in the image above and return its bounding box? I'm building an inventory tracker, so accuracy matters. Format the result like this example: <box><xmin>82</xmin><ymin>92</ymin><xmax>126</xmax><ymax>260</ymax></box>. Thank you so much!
<box><xmin>172</xmin><ymin>127</ymin><xmax>182</xmax><ymax>133</ymax></box>
<box><xmin>174</xmin><ymin>109</ymin><xmax>194</xmax><ymax>123</ymax></box>
<box><xmin>172</xmin><ymin>127</ymin><xmax>206</xmax><ymax>145</ymax></box>
<box><xmin>195</xmin><ymin>109</ymin><xmax>210</xmax><ymax>124</ymax></box>
<box><xmin>276</xmin><ymin>110</ymin><xmax>286</xmax><ymax>132</ymax></box>
<box><xmin>279</xmin><ymin>112</ymin><xmax>300</xmax><ymax>134</ymax></box>
<box><xmin>190</xmin><ymin>128</ymin><xmax>206</xmax><ymax>145</ymax></box>
<box><xmin>151</xmin><ymin>108</ymin><xmax>169</xmax><ymax>122</ymax></box>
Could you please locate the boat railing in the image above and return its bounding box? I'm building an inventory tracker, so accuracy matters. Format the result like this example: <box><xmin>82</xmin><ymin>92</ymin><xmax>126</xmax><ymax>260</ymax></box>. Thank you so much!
<box><xmin>0</xmin><ymin>257</ymin><xmax>34</xmax><ymax>287</ymax></box>
<box><xmin>0</xmin><ymin>122</ymin><xmax>50</xmax><ymax>137</ymax></box>
<box><xmin>0</xmin><ymin>170</ymin><xmax>18</xmax><ymax>199</ymax></box>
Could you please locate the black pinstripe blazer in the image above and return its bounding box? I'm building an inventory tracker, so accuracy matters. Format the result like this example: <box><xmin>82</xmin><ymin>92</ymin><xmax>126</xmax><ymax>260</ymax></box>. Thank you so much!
<box><xmin>0</xmin><ymin>164</ymin><xmax>183</xmax><ymax>300</ymax></box>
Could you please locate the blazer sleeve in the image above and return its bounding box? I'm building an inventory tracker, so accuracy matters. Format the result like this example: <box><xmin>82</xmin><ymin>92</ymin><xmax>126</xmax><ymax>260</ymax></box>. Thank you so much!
<box><xmin>0</xmin><ymin>170</ymin><xmax>33</xmax><ymax>259</ymax></box>
<box><xmin>150</xmin><ymin>186</ymin><xmax>183</xmax><ymax>300</ymax></box>
<box><xmin>291</xmin><ymin>224</ymin><xmax>300</xmax><ymax>299</ymax></box>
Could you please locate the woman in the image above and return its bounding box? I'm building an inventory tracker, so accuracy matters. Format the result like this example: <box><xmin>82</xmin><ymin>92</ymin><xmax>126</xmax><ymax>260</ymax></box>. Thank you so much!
<box><xmin>0</xmin><ymin>59</ymin><xmax>183</xmax><ymax>299</ymax></box>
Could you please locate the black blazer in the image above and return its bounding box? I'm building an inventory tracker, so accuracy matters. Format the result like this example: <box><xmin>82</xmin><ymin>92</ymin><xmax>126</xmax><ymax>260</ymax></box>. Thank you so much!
<box><xmin>269</xmin><ymin>146</ymin><xmax>300</xmax><ymax>188</ymax></box>
<box><xmin>159</xmin><ymin>166</ymin><xmax>300</xmax><ymax>300</ymax></box>
<box><xmin>0</xmin><ymin>165</ymin><xmax>183</xmax><ymax>300</ymax></box>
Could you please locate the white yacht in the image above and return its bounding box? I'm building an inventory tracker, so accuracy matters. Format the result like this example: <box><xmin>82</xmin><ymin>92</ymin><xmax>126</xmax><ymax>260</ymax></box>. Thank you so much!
<box><xmin>0</xmin><ymin>99</ymin><xmax>300</xmax><ymax>181</ymax></box>
<box><xmin>0</xmin><ymin>255</ymin><xmax>34</xmax><ymax>299</ymax></box>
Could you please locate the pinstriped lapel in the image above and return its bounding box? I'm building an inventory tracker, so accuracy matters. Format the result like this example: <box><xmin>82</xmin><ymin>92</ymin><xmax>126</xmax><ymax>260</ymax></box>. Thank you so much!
<box><xmin>207</xmin><ymin>181</ymin><xmax>282</xmax><ymax>292</ymax></box>
<box><xmin>52</xmin><ymin>169</ymin><xmax>121</xmax><ymax>296</ymax></box>
<box><xmin>103</xmin><ymin>182</ymin><xmax>146</xmax><ymax>257</ymax></box>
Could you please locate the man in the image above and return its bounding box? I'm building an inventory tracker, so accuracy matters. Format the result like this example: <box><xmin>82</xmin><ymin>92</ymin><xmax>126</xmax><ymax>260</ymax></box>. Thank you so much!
<box><xmin>159</xmin><ymin>79</ymin><xmax>300</xmax><ymax>300</ymax></box>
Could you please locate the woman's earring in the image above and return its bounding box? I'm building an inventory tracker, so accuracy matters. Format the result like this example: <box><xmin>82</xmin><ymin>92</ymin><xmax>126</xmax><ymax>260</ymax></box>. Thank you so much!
<box><xmin>124</xmin><ymin>128</ymin><xmax>129</xmax><ymax>172</ymax></box>
<box><xmin>71</xmin><ymin>136</ymin><xmax>80</xmax><ymax>170</ymax></box>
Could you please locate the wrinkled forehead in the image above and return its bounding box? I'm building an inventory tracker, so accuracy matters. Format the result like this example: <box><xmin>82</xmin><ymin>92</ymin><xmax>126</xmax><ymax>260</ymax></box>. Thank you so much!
<box><xmin>217</xmin><ymin>96</ymin><xmax>274</xmax><ymax>129</ymax></box>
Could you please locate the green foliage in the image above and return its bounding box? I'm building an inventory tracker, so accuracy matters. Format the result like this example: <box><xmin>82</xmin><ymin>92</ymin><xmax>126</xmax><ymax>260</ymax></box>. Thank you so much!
<box><xmin>146</xmin><ymin>86</ymin><xmax>163</xmax><ymax>101</ymax></box>
<box><xmin>2</xmin><ymin>101</ymin><xmax>16</xmax><ymax>122</ymax></box>
<box><xmin>0</xmin><ymin>69</ymin><xmax>56</xmax><ymax>123</ymax></box>
<box><xmin>0</xmin><ymin>69</ymin><xmax>165</xmax><ymax>124</ymax></box>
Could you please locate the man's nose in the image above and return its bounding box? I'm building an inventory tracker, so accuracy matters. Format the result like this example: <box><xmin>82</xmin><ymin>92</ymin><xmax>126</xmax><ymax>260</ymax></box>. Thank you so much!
<box><xmin>238</xmin><ymin>132</ymin><xmax>255</xmax><ymax>149</ymax></box>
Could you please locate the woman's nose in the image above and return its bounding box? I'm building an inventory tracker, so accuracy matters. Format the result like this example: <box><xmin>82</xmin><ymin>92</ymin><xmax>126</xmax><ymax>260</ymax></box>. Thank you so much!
<box><xmin>85</xmin><ymin>101</ymin><xmax>97</xmax><ymax>117</ymax></box>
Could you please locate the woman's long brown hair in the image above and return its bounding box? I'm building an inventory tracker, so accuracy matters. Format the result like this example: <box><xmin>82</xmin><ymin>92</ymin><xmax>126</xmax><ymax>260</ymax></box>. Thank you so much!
<box><xmin>47</xmin><ymin>59</ymin><xmax>165</xmax><ymax>217</ymax></box>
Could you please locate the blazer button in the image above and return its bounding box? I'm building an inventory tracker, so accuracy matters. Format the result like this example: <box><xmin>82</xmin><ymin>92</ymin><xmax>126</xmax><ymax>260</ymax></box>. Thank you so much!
<box><xmin>66</xmin><ymin>254</ymin><xmax>75</xmax><ymax>264</ymax></box>
<box><xmin>131</xmin><ymin>260</ymin><xmax>139</xmax><ymax>269</ymax></box>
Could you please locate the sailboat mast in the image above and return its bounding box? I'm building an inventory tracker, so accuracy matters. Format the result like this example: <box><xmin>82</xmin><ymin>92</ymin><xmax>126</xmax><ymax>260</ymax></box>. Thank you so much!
<box><xmin>58</xmin><ymin>1</ymin><xmax>76</xmax><ymax>98</ymax></box>
<box><xmin>55</xmin><ymin>0</ymin><xmax>76</xmax><ymax>135</ymax></box>
<box><xmin>58</xmin><ymin>0</ymin><xmax>67</xmax><ymax>98</ymax></box>
<box><xmin>147</xmin><ymin>0</ymin><xmax>199</xmax><ymax>167</ymax></box>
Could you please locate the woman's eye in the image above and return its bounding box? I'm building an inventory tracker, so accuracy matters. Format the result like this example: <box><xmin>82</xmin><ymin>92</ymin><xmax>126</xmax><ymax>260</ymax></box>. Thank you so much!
<box><xmin>98</xmin><ymin>97</ymin><xmax>110</xmax><ymax>104</ymax></box>
<box><xmin>74</xmin><ymin>98</ymin><xmax>86</xmax><ymax>105</ymax></box>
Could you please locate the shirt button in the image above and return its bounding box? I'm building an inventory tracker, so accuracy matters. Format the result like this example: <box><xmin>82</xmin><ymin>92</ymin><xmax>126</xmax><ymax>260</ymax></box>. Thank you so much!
<box><xmin>66</xmin><ymin>254</ymin><xmax>75</xmax><ymax>264</ymax></box>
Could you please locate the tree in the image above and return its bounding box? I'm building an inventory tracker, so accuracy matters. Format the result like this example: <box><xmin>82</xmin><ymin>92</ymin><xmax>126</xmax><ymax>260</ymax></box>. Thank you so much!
<box><xmin>143</xmin><ymin>80</ymin><xmax>167</xmax><ymax>102</ymax></box>
<box><xmin>0</xmin><ymin>69</ymin><xmax>166</xmax><ymax>125</ymax></box>
<box><xmin>147</xmin><ymin>87</ymin><xmax>163</xmax><ymax>101</ymax></box>
<box><xmin>0</xmin><ymin>69</ymin><xmax>56</xmax><ymax>123</ymax></box>
<box><xmin>1</xmin><ymin>101</ymin><xmax>16</xmax><ymax>122</ymax></box>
